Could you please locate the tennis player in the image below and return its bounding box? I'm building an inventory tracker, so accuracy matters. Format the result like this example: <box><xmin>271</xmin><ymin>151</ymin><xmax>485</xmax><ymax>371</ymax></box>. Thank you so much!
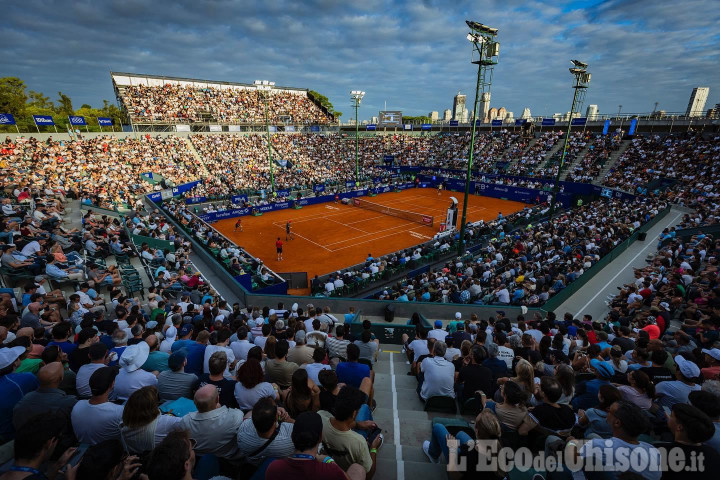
<box><xmin>286</xmin><ymin>220</ymin><xmax>294</xmax><ymax>241</ymax></box>
<box><xmin>437</xmin><ymin>183</ymin><xmax>443</xmax><ymax>195</ymax></box>
<box><xmin>234</xmin><ymin>218</ymin><xmax>243</xmax><ymax>232</ymax></box>
<box><xmin>276</xmin><ymin>237</ymin><xmax>283</xmax><ymax>261</ymax></box>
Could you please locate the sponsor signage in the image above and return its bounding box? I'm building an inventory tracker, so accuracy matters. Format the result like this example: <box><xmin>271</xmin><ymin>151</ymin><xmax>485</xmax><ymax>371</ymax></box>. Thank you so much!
<box><xmin>629</xmin><ymin>118</ymin><xmax>638</xmax><ymax>135</ymax></box>
<box><xmin>366</xmin><ymin>124</ymin><xmax>377</xmax><ymax>131</ymax></box>
<box><xmin>571</xmin><ymin>117</ymin><xmax>587</xmax><ymax>126</ymax></box>
<box><xmin>449</xmin><ymin>120</ymin><xmax>459</xmax><ymax>126</ymax></box>
<box><xmin>69</xmin><ymin>115</ymin><xmax>86</xmax><ymax>126</ymax></box>
<box><xmin>403</xmin><ymin>124</ymin><xmax>412</xmax><ymax>131</ymax></box>
<box><xmin>33</xmin><ymin>115</ymin><xmax>54</xmax><ymax>125</ymax></box>
<box><xmin>541</xmin><ymin>118</ymin><xmax>556</xmax><ymax>126</ymax></box>
<box><xmin>313</xmin><ymin>184</ymin><xmax>325</xmax><ymax>193</ymax></box>
<box><xmin>421</xmin><ymin>123</ymin><xmax>432</xmax><ymax>131</ymax></box>
<box><xmin>0</xmin><ymin>113</ymin><xmax>16</xmax><ymax>125</ymax></box>
<box><xmin>603</xmin><ymin>119</ymin><xmax>611</xmax><ymax>135</ymax></box>
<box><xmin>514</xmin><ymin>119</ymin><xmax>526</xmax><ymax>126</ymax></box>
<box><xmin>491</xmin><ymin>119</ymin><xmax>503</xmax><ymax>126</ymax></box>
<box><xmin>97</xmin><ymin>117</ymin><xmax>113</xmax><ymax>126</ymax></box>
<box><xmin>209</xmin><ymin>125</ymin><xmax>221</xmax><ymax>132</ymax></box>
<box><xmin>310</xmin><ymin>125</ymin><xmax>320</xmax><ymax>132</ymax></box>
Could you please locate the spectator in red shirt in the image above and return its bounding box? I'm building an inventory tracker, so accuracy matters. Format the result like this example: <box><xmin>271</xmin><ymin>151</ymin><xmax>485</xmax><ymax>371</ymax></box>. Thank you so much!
<box><xmin>276</xmin><ymin>237</ymin><xmax>283</xmax><ymax>261</ymax></box>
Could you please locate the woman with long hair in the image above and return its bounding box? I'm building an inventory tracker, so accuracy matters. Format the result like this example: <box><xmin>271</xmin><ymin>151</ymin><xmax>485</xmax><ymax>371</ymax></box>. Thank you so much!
<box><xmin>121</xmin><ymin>386</ymin><xmax>182</xmax><ymax>454</ymax></box>
<box><xmin>485</xmin><ymin>381</ymin><xmax>536</xmax><ymax>434</ymax></box>
<box><xmin>234</xmin><ymin>358</ymin><xmax>278</xmax><ymax>411</ymax></box>
<box><xmin>555</xmin><ymin>364</ymin><xmax>576</xmax><ymax>405</ymax></box>
<box><xmin>281</xmin><ymin>368</ymin><xmax>320</xmax><ymax>419</ymax></box>
<box><xmin>263</xmin><ymin>335</ymin><xmax>277</xmax><ymax>360</ymax></box>
<box><xmin>609</xmin><ymin>345</ymin><xmax>629</xmax><ymax>373</ymax></box>
<box><xmin>617</xmin><ymin>370</ymin><xmax>655</xmax><ymax>410</ymax></box>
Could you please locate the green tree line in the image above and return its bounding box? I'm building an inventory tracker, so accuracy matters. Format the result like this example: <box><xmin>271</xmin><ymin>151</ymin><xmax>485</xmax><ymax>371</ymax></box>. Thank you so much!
<box><xmin>0</xmin><ymin>76</ymin><xmax>127</xmax><ymax>133</ymax></box>
<box><xmin>308</xmin><ymin>90</ymin><xmax>342</xmax><ymax>119</ymax></box>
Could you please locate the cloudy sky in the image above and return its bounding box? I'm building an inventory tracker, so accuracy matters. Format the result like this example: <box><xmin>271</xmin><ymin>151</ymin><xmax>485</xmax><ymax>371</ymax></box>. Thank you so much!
<box><xmin>3</xmin><ymin>0</ymin><xmax>718</xmax><ymax>121</ymax></box>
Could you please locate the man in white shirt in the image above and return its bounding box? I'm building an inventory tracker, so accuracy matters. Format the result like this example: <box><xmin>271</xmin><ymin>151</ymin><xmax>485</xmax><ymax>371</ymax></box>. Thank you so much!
<box><xmin>495</xmin><ymin>332</ymin><xmax>516</xmax><ymax>369</ymax></box>
<box><xmin>230</xmin><ymin>327</ymin><xmax>254</xmax><ymax>362</ymax></box>
<box><xmin>113</xmin><ymin>341</ymin><xmax>158</xmax><ymax>401</ymax></box>
<box><xmin>324</xmin><ymin>279</ymin><xmax>335</xmax><ymax>293</ymax></box>
<box><xmin>76</xmin><ymin>343</ymin><xmax>110</xmax><ymax>398</ymax></box>
<box><xmin>71</xmin><ymin>366</ymin><xmax>124</xmax><ymax>445</ymax></box>
<box><xmin>333</xmin><ymin>274</ymin><xmax>344</xmax><ymax>289</ymax></box>
<box><xmin>427</xmin><ymin>321</ymin><xmax>448</xmax><ymax>342</ymax></box>
<box><xmin>20</xmin><ymin>239</ymin><xmax>46</xmax><ymax>258</ymax></box>
<box><xmin>204</xmin><ymin>330</ymin><xmax>237</xmax><ymax>379</ymax></box>
<box><xmin>304</xmin><ymin>347</ymin><xmax>331</xmax><ymax>385</ymax></box>
<box><xmin>419</xmin><ymin>342</ymin><xmax>455</xmax><ymax>401</ymax></box>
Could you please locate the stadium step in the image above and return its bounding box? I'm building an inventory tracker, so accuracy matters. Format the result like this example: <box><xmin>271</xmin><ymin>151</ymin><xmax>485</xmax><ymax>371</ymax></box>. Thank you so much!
<box><xmin>184</xmin><ymin>138</ymin><xmax>210</xmax><ymax>177</ymax></box>
<box><xmin>504</xmin><ymin>136</ymin><xmax>539</xmax><ymax>171</ymax></box>
<box><xmin>593</xmin><ymin>138</ymin><xmax>632</xmax><ymax>185</ymax></box>
<box><xmin>559</xmin><ymin>142</ymin><xmax>593</xmax><ymax>181</ymax></box>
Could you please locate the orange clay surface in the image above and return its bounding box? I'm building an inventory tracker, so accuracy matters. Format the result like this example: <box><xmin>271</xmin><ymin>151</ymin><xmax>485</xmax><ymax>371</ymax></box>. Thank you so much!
<box><xmin>213</xmin><ymin>188</ymin><xmax>530</xmax><ymax>294</ymax></box>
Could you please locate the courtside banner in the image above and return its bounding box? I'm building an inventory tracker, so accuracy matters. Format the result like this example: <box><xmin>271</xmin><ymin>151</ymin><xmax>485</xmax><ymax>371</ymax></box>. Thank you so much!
<box><xmin>146</xmin><ymin>180</ymin><xmax>202</xmax><ymax>202</ymax></box>
<box><xmin>541</xmin><ymin>118</ymin><xmax>555</xmax><ymax>126</ymax></box>
<box><xmin>97</xmin><ymin>117</ymin><xmax>113</xmax><ymax>126</ymax></box>
<box><xmin>230</xmin><ymin>195</ymin><xmax>249</xmax><ymax>204</ymax></box>
<box><xmin>33</xmin><ymin>115</ymin><xmax>55</xmax><ymax>126</ymax></box>
<box><xmin>69</xmin><ymin>115</ymin><xmax>87</xmax><ymax>126</ymax></box>
<box><xmin>313</xmin><ymin>184</ymin><xmax>325</xmax><ymax>193</ymax></box>
<box><xmin>491</xmin><ymin>119</ymin><xmax>502</xmax><ymax>126</ymax></box>
<box><xmin>0</xmin><ymin>113</ymin><xmax>17</xmax><ymax>125</ymax></box>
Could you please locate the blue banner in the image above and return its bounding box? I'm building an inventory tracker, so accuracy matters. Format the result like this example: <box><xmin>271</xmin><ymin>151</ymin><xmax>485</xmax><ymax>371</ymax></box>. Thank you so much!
<box><xmin>0</xmin><ymin>113</ymin><xmax>17</xmax><ymax>125</ymax></box>
<box><xmin>373</xmin><ymin>177</ymin><xmax>383</xmax><ymax>184</ymax></box>
<box><xmin>313</xmin><ymin>184</ymin><xmax>325</xmax><ymax>193</ymax></box>
<box><xmin>310</xmin><ymin>125</ymin><xmax>320</xmax><ymax>132</ymax></box>
<box><xmin>403</xmin><ymin>124</ymin><xmax>412</xmax><ymax>131</ymax></box>
<box><xmin>97</xmin><ymin>117</ymin><xmax>113</xmax><ymax>126</ymax></box>
<box><xmin>571</xmin><ymin>117</ymin><xmax>587</xmax><ymax>126</ymax></box>
<box><xmin>185</xmin><ymin>196</ymin><xmax>207</xmax><ymax>205</ymax></box>
<box><xmin>449</xmin><ymin>120</ymin><xmax>459</xmax><ymax>127</ymax></box>
<box><xmin>33</xmin><ymin>115</ymin><xmax>55</xmax><ymax>126</ymax></box>
<box><xmin>276</xmin><ymin>189</ymin><xmax>290</xmax><ymax>197</ymax></box>
<box><xmin>421</xmin><ymin>123</ymin><xmax>432</xmax><ymax>131</ymax></box>
<box><xmin>514</xmin><ymin>119</ymin><xmax>526</xmax><ymax>126</ymax></box>
<box><xmin>602</xmin><ymin>119</ymin><xmax>611</xmax><ymax>135</ymax></box>
<box><xmin>475</xmin><ymin>120</ymin><xmax>483</xmax><ymax>126</ymax></box>
<box><xmin>366</xmin><ymin>124</ymin><xmax>376</xmax><ymax>131</ymax></box>
<box><xmin>345</xmin><ymin>181</ymin><xmax>356</xmax><ymax>188</ymax></box>
<box><xmin>383</xmin><ymin>155</ymin><xmax>394</xmax><ymax>163</ymax></box>
<box><xmin>491</xmin><ymin>119</ymin><xmax>503</xmax><ymax>126</ymax></box>
<box><xmin>147</xmin><ymin>180</ymin><xmax>202</xmax><ymax>202</ymax></box>
<box><xmin>69</xmin><ymin>115</ymin><xmax>87</xmax><ymax>126</ymax></box>
<box><xmin>231</xmin><ymin>195</ymin><xmax>249</xmax><ymax>204</ymax></box>
<box><xmin>541</xmin><ymin>118</ymin><xmax>555</xmax><ymax>126</ymax></box>
<box><xmin>269</xmin><ymin>126</ymin><xmax>277</xmax><ymax>132</ymax></box>
<box><xmin>628</xmin><ymin>118</ymin><xmax>638</xmax><ymax>135</ymax></box>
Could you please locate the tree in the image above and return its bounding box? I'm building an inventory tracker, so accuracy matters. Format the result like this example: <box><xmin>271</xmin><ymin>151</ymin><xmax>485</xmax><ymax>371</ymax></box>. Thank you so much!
<box><xmin>28</xmin><ymin>90</ymin><xmax>54</xmax><ymax>110</ymax></box>
<box><xmin>80</xmin><ymin>104</ymin><xmax>92</xmax><ymax>109</ymax></box>
<box><xmin>56</xmin><ymin>91</ymin><xmax>73</xmax><ymax>116</ymax></box>
<box><xmin>0</xmin><ymin>77</ymin><xmax>28</xmax><ymax>116</ymax></box>
<box><xmin>308</xmin><ymin>89</ymin><xmax>340</xmax><ymax>119</ymax></box>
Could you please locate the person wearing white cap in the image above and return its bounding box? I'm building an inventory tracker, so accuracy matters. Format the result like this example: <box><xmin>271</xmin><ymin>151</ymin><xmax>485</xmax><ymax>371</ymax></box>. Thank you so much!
<box><xmin>160</xmin><ymin>326</ymin><xmax>177</xmax><ymax>354</ymax></box>
<box><xmin>0</xmin><ymin>346</ymin><xmax>38</xmax><ymax>443</ymax></box>
<box><xmin>655</xmin><ymin>355</ymin><xmax>702</xmax><ymax>410</ymax></box>
<box><xmin>113</xmin><ymin>342</ymin><xmax>158</xmax><ymax>402</ymax></box>
<box><xmin>701</xmin><ymin>348</ymin><xmax>720</xmax><ymax>380</ymax></box>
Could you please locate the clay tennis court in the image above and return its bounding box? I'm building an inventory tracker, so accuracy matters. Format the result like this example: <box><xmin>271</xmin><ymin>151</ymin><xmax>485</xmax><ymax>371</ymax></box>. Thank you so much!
<box><xmin>213</xmin><ymin>188</ymin><xmax>529</xmax><ymax>293</ymax></box>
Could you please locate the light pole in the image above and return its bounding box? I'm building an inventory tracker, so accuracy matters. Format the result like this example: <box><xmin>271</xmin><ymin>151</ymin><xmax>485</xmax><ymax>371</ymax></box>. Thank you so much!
<box><xmin>617</xmin><ymin>104</ymin><xmax>622</xmax><ymax>118</ymax></box>
<box><xmin>549</xmin><ymin>60</ymin><xmax>591</xmax><ymax>217</ymax></box>
<box><xmin>458</xmin><ymin>20</ymin><xmax>500</xmax><ymax>256</ymax></box>
<box><xmin>255</xmin><ymin>80</ymin><xmax>276</xmax><ymax>192</ymax></box>
<box><xmin>350</xmin><ymin>90</ymin><xmax>365</xmax><ymax>183</ymax></box>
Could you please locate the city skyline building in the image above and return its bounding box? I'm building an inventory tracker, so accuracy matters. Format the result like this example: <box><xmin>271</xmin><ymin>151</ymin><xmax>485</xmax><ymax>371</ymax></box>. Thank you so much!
<box><xmin>686</xmin><ymin>87</ymin><xmax>709</xmax><ymax>117</ymax></box>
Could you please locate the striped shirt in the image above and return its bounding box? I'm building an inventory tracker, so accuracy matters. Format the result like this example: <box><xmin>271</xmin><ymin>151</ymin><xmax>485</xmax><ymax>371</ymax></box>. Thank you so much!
<box><xmin>325</xmin><ymin>336</ymin><xmax>350</xmax><ymax>360</ymax></box>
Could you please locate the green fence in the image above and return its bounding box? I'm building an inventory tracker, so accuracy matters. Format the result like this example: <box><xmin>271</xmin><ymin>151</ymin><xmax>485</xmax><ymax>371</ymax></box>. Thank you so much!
<box><xmin>348</xmin><ymin>310</ymin><xmax>433</xmax><ymax>345</ymax></box>
<box><xmin>541</xmin><ymin>207</ymin><xmax>671</xmax><ymax>312</ymax></box>
<box><xmin>140</xmin><ymin>173</ymin><xmax>165</xmax><ymax>185</ymax></box>
<box><xmin>660</xmin><ymin>223</ymin><xmax>720</xmax><ymax>248</ymax></box>
<box><xmin>130</xmin><ymin>234</ymin><xmax>175</xmax><ymax>253</ymax></box>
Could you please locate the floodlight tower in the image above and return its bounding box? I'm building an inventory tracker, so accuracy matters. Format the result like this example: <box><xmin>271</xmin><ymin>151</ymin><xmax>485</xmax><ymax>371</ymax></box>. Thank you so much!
<box><xmin>255</xmin><ymin>80</ymin><xmax>276</xmax><ymax>192</ymax></box>
<box><xmin>350</xmin><ymin>90</ymin><xmax>366</xmax><ymax>183</ymax></box>
<box><xmin>548</xmin><ymin>61</ymin><xmax>591</xmax><ymax>217</ymax></box>
<box><xmin>457</xmin><ymin>21</ymin><xmax>500</xmax><ymax>256</ymax></box>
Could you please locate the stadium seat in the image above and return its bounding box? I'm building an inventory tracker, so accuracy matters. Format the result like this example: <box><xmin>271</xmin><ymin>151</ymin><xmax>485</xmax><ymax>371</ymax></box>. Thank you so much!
<box><xmin>423</xmin><ymin>396</ymin><xmax>457</xmax><ymax>414</ymax></box>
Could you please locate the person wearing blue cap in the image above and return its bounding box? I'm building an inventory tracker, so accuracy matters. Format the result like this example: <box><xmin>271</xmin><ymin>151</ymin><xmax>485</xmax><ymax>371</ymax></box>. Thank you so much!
<box><xmin>427</xmin><ymin>320</ymin><xmax>448</xmax><ymax>342</ymax></box>
<box><xmin>572</xmin><ymin>358</ymin><xmax>615</xmax><ymax>411</ymax></box>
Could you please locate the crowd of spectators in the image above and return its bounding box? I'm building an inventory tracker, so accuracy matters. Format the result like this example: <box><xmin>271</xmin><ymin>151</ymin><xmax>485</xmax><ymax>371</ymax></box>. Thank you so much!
<box><xmin>119</xmin><ymin>84</ymin><xmax>334</xmax><ymax>125</ymax></box>
<box><xmin>565</xmin><ymin>133</ymin><xmax>623</xmax><ymax>183</ymax></box>
<box><xmin>1</xmin><ymin>135</ymin><xmax>203</xmax><ymax>208</ymax></box>
<box><xmin>374</xmin><ymin>196</ymin><xmax>669</xmax><ymax>306</ymax></box>
<box><xmin>506</xmin><ymin>131</ymin><xmax>563</xmax><ymax>177</ymax></box>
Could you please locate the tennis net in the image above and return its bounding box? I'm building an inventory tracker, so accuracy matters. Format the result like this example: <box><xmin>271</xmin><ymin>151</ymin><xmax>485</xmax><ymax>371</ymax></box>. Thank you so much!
<box><xmin>351</xmin><ymin>198</ymin><xmax>434</xmax><ymax>226</ymax></box>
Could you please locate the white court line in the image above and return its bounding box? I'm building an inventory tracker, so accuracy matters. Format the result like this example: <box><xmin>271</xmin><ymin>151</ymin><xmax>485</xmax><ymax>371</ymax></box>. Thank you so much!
<box><xmin>330</xmin><ymin>226</ymin><xmax>429</xmax><ymax>252</ymax></box>
<box><xmin>325</xmin><ymin>216</ymin><xmax>369</xmax><ymax>233</ymax></box>
<box><xmin>573</xmin><ymin>212</ymin><xmax>682</xmax><ymax>317</ymax></box>
<box><xmin>272</xmin><ymin>224</ymin><xmax>333</xmax><ymax>252</ymax></box>
<box><xmin>324</xmin><ymin>220</ymin><xmax>420</xmax><ymax>247</ymax></box>
<box><xmin>389</xmin><ymin>353</ymin><xmax>405</xmax><ymax>480</ymax></box>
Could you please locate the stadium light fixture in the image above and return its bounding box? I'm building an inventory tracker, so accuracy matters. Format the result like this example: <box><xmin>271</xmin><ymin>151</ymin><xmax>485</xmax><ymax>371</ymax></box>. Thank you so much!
<box><xmin>549</xmin><ymin>61</ymin><xmax>591</xmax><ymax>217</ymax></box>
<box><xmin>255</xmin><ymin>80</ymin><xmax>276</xmax><ymax>191</ymax></box>
<box><xmin>458</xmin><ymin>20</ymin><xmax>500</xmax><ymax>256</ymax></box>
<box><xmin>350</xmin><ymin>90</ymin><xmax>366</xmax><ymax>182</ymax></box>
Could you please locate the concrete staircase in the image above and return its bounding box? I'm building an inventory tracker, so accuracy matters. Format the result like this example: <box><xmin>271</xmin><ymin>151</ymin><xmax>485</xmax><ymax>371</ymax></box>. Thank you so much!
<box><xmin>559</xmin><ymin>142</ymin><xmax>593</xmax><ymax>181</ymax></box>
<box><xmin>371</xmin><ymin>349</ymin><xmax>471</xmax><ymax>479</ymax></box>
<box><xmin>504</xmin><ymin>136</ymin><xmax>538</xmax><ymax>172</ymax></box>
<box><xmin>593</xmin><ymin>139</ymin><xmax>632</xmax><ymax>185</ymax></box>
<box><xmin>184</xmin><ymin>138</ymin><xmax>210</xmax><ymax>177</ymax></box>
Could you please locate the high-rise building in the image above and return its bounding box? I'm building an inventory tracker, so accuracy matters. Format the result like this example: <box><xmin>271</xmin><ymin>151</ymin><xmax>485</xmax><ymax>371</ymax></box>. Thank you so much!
<box><xmin>443</xmin><ymin>109</ymin><xmax>452</xmax><ymax>121</ymax></box>
<box><xmin>371</xmin><ymin>116</ymin><xmax>378</xmax><ymax>124</ymax></box>
<box><xmin>521</xmin><ymin>107</ymin><xmax>531</xmax><ymax>119</ymax></box>
<box><xmin>707</xmin><ymin>104</ymin><xmax>720</xmax><ymax>119</ymax></box>
<box><xmin>686</xmin><ymin>87</ymin><xmax>709</xmax><ymax>117</ymax></box>
<box><xmin>497</xmin><ymin>107</ymin><xmax>507</xmax><ymax>121</ymax></box>
<box><xmin>488</xmin><ymin>107</ymin><xmax>498</xmax><ymax>120</ymax></box>
<box><xmin>586</xmin><ymin>104</ymin><xmax>598</xmax><ymax>120</ymax></box>
<box><xmin>480</xmin><ymin>92</ymin><xmax>491</xmax><ymax>122</ymax></box>
<box><xmin>505</xmin><ymin>111</ymin><xmax>514</xmax><ymax>120</ymax></box>
<box><xmin>429</xmin><ymin>111</ymin><xmax>439</xmax><ymax>121</ymax></box>
<box><xmin>452</xmin><ymin>92</ymin><xmax>467</xmax><ymax>122</ymax></box>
